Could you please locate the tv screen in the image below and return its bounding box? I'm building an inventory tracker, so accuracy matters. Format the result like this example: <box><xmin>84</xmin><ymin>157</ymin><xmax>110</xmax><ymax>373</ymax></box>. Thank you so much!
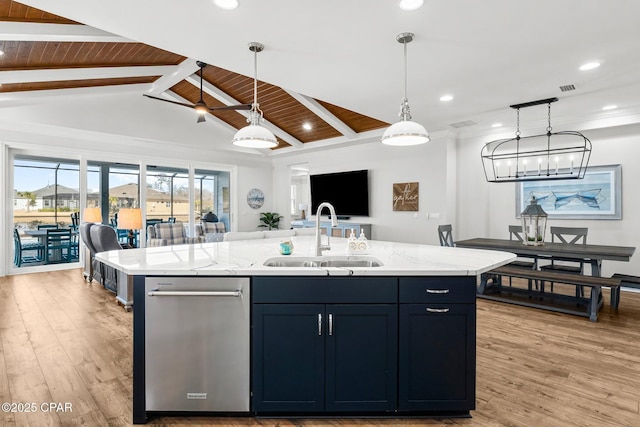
<box><xmin>310</xmin><ymin>170</ymin><xmax>369</xmax><ymax>217</ymax></box>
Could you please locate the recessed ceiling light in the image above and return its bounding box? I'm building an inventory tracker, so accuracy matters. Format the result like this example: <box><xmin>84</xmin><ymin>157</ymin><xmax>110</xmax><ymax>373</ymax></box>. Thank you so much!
<box><xmin>439</xmin><ymin>94</ymin><xmax>454</xmax><ymax>102</ymax></box>
<box><xmin>602</xmin><ymin>105</ymin><xmax>617</xmax><ymax>111</ymax></box>
<box><xmin>491</xmin><ymin>123</ymin><xmax>502</xmax><ymax>128</ymax></box>
<box><xmin>399</xmin><ymin>0</ymin><xmax>424</xmax><ymax>10</ymax></box>
<box><xmin>302</xmin><ymin>122</ymin><xmax>312</xmax><ymax>131</ymax></box>
<box><xmin>213</xmin><ymin>0</ymin><xmax>238</xmax><ymax>10</ymax></box>
<box><xmin>579</xmin><ymin>61</ymin><xmax>600</xmax><ymax>71</ymax></box>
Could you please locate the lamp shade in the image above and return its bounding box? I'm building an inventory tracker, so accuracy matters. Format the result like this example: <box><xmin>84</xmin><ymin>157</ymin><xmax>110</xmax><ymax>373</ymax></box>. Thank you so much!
<box><xmin>117</xmin><ymin>208</ymin><xmax>142</xmax><ymax>230</ymax></box>
<box><xmin>232</xmin><ymin>124</ymin><xmax>278</xmax><ymax>148</ymax></box>
<box><xmin>381</xmin><ymin>120</ymin><xmax>430</xmax><ymax>146</ymax></box>
<box><xmin>83</xmin><ymin>207</ymin><xmax>102</xmax><ymax>223</ymax></box>
<box><xmin>298</xmin><ymin>203</ymin><xmax>307</xmax><ymax>211</ymax></box>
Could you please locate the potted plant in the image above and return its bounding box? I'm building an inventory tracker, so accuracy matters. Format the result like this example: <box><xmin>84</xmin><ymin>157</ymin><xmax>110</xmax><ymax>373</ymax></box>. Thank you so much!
<box><xmin>258</xmin><ymin>212</ymin><xmax>282</xmax><ymax>230</ymax></box>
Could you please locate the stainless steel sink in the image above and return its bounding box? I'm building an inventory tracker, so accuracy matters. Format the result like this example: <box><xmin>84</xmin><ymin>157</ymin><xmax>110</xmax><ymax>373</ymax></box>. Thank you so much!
<box><xmin>263</xmin><ymin>256</ymin><xmax>383</xmax><ymax>268</ymax></box>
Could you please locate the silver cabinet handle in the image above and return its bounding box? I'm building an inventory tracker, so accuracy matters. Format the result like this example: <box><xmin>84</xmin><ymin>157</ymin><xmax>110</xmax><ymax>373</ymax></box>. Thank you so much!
<box><xmin>426</xmin><ymin>307</ymin><xmax>450</xmax><ymax>313</ymax></box>
<box><xmin>147</xmin><ymin>290</ymin><xmax>241</xmax><ymax>297</ymax></box>
<box><xmin>329</xmin><ymin>314</ymin><xmax>333</xmax><ymax>336</ymax></box>
<box><xmin>426</xmin><ymin>289</ymin><xmax>450</xmax><ymax>294</ymax></box>
<box><xmin>318</xmin><ymin>313</ymin><xmax>322</xmax><ymax>336</ymax></box>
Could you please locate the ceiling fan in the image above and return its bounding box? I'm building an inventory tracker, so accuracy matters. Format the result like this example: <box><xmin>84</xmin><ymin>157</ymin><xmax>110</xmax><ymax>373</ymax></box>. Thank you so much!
<box><xmin>143</xmin><ymin>61</ymin><xmax>251</xmax><ymax>123</ymax></box>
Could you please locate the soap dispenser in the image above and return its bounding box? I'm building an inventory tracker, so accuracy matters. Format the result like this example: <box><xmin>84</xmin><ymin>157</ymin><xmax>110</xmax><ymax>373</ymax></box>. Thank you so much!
<box><xmin>347</xmin><ymin>228</ymin><xmax>357</xmax><ymax>254</ymax></box>
<box><xmin>357</xmin><ymin>228</ymin><xmax>369</xmax><ymax>252</ymax></box>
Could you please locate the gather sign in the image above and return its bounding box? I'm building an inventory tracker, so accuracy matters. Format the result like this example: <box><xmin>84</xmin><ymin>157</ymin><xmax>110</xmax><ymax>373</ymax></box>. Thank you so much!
<box><xmin>393</xmin><ymin>182</ymin><xmax>419</xmax><ymax>211</ymax></box>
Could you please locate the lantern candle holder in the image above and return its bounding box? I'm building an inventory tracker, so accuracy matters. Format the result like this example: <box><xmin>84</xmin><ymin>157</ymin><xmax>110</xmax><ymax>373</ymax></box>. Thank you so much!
<box><xmin>521</xmin><ymin>195</ymin><xmax>548</xmax><ymax>246</ymax></box>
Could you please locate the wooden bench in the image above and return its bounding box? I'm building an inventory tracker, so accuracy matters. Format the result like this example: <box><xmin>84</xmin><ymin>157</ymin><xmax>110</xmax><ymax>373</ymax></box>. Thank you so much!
<box><xmin>611</xmin><ymin>273</ymin><xmax>640</xmax><ymax>309</ymax></box>
<box><xmin>483</xmin><ymin>265</ymin><xmax>621</xmax><ymax>322</ymax></box>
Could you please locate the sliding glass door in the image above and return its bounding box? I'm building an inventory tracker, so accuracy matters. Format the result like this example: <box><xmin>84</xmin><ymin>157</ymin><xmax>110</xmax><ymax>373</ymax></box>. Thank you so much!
<box><xmin>9</xmin><ymin>153</ymin><xmax>234</xmax><ymax>273</ymax></box>
<box><xmin>12</xmin><ymin>155</ymin><xmax>80</xmax><ymax>269</ymax></box>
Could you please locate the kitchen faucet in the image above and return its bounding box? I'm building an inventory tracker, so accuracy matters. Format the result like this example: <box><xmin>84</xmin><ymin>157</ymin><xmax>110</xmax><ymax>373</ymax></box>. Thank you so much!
<box><xmin>315</xmin><ymin>202</ymin><xmax>338</xmax><ymax>256</ymax></box>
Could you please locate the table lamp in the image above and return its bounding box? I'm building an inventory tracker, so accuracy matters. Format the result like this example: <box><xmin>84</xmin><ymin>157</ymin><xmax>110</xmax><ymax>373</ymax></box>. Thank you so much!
<box><xmin>83</xmin><ymin>207</ymin><xmax>102</xmax><ymax>223</ymax></box>
<box><xmin>117</xmin><ymin>208</ymin><xmax>142</xmax><ymax>248</ymax></box>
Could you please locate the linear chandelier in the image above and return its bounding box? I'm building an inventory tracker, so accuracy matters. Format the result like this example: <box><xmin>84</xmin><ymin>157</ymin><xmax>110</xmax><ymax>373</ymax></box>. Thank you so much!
<box><xmin>481</xmin><ymin>97</ymin><xmax>592</xmax><ymax>183</ymax></box>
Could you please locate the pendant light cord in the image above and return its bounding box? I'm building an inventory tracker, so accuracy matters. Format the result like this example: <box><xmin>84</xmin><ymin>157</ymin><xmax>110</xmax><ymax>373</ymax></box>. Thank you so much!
<box><xmin>399</xmin><ymin>37</ymin><xmax>412</xmax><ymax>121</ymax></box>
<box><xmin>403</xmin><ymin>38</ymin><xmax>408</xmax><ymax>102</ymax></box>
<box><xmin>253</xmin><ymin>48</ymin><xmax>258</xmax><ymax>108</ymax></box>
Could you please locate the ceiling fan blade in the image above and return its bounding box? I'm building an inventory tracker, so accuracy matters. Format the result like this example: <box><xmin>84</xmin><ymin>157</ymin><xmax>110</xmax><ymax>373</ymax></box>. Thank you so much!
<box><xmin>207</xmin><ymin>103</ymin><xmax>252</xmax><ymax>112</ymax></box>
<box><xmin>197</xmin><ymin>114</ymin><xmax>206</xmax><ymax>123</ymax></box>
<box><xmin>143</xmin><ymin>94</ymin><xmax>196</xmax><ymax>109</ymax></box>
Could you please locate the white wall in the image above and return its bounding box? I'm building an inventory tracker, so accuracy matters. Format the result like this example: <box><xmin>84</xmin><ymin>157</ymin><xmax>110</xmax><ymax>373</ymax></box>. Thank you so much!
<box><xmin>272</xmin><ymin>132</ymin><xmax>457</xmax><ymax>245</ymax></box>
<box><xmin>457</xmin><ymin>122</ymin><xmax>640</xmax><ymax>277</ymax></box>
<box><xmin>235</xmin><ymin>164</ymin><xmax>274</xmax><ymax>232</ymax></box>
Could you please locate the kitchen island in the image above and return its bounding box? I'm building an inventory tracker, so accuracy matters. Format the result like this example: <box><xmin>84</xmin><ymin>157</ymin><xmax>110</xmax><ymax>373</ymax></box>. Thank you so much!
<box><xmin>96</xmin><ymin>236</ymin><xmax>515</xmax><ymax>424</ymax></box>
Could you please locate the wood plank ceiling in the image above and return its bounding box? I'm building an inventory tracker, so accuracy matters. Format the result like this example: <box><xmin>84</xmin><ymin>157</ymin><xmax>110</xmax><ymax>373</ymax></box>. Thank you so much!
<box><xmin>0</xmin><ymin>0</ymin><xmax>388</xmax><ymax>150</ymax></box>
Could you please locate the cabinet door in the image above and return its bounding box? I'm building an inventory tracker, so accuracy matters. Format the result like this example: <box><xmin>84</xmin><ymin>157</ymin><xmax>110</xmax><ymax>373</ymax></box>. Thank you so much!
<box><xmin>398</xmin><ymin>303</ymin><xmax>476</xmax><ymax>412</ymax></box>
<box><xmin>252</xmin><ymin>304</ymin><xmax>325</xmax><ymax>412</ymax></box>
<box><xmin>325</xmin><ymin>304</ymin><xmax>398</xmax><ymax>412</ymax></box>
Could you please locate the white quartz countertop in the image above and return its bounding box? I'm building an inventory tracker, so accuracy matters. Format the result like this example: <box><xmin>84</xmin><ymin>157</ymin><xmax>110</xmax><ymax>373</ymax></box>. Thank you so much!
<box><xmin>95</xmin><ymin>236</ymin><xmax>516</xmax><ymax>277</ymax></box>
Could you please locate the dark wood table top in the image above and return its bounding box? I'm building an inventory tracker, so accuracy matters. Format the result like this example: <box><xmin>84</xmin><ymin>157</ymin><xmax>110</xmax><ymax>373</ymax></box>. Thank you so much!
<box><xmin>455</xmin><ymin>238</ymin><xmax>636</xmax><ymax>262</ymax></box>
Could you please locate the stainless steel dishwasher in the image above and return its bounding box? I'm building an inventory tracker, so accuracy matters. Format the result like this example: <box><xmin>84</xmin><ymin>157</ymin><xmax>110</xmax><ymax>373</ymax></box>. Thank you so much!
<box><xmin>144</xmin><ymin>277</ymin><xmax>250</xmax><ymax>412</ymax></box>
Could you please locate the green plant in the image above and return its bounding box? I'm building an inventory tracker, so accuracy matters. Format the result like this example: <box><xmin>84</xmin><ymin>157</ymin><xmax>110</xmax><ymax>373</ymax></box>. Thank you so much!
<box><xmin>258</xmin><ymin>212</ymin><xmax>282</xmax><ymax>230</ymax></box>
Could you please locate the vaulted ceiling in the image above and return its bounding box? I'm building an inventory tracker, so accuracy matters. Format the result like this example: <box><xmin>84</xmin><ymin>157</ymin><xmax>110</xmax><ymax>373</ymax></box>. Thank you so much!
<box><xmin>2</xmin><ymin>0</ymin><xmax>640</xmax><ymax>157</ymax></box>
<box><xmin>0</xmin><ymin>0</ymin><xmax>387</xmax><ymax>153</ymax></box>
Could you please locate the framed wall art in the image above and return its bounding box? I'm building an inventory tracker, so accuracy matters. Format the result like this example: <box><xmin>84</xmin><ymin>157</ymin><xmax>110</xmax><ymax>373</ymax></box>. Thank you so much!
<box><xmin>393</xmin><ymin>182</ymin><xmax>419</xmax><ymax>211</ymax></box>
<box><xmin>516</xmin><ymin>164</ymin><xmax>621</xmax><ymax>219</ymax></box>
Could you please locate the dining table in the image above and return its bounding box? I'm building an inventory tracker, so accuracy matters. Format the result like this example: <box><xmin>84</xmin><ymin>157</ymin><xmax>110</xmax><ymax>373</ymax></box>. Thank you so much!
<box><xmin>24</xmin><ymin>228</ymin><xmax>79</xmax><ymax>263</ymax></box>
<box><xmin>454</xmin><ymin>238</ymin><xmax>636</xmax><ymax>319</ymax></box>
<box><xmin>455</xmin><ymin>238</ymin><xmax>635</xmax><ymax>277</ymax></box>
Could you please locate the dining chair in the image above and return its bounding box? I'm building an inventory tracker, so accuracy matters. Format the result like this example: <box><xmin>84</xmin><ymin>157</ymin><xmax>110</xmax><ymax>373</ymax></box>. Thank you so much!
<box><xmin>70</xmin><ymin>211</ymin><xmax>80</xmax><ymax>229</ymax></box>
<box><xmin>13</xmin><ymin>228</ymin><xmax>46</xmax><ymax>267</ymax></box>
<box><xmin>437</xmin><ymin>224</ymin><xmax>454</xmax><ymax>247</ymax></box>
<box><xmin>45</xmin><ymin>228</ymin><xmax>73</xmax><ymax>264</ymax></box>
<box><xmin>38</xmin><ymin>224</ymin><xmax>58</xmax><ymax>230</ymax></box>
<box><xmin>506</xmin><ymin>225</ymin><xmax>538</xmax><ymax>288</ymax></box>
<box><xmin>539</xmin><ymin>226</ymin><xmax>588</xmax><ymax>294</ymax></box>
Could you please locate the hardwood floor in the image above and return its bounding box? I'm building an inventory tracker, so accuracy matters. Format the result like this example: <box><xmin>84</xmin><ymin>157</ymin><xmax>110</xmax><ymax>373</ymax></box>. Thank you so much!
<box><xmin>1</xmin><ymin>270</ymin><xmax>639</xmax><ymax>426</ymax></box>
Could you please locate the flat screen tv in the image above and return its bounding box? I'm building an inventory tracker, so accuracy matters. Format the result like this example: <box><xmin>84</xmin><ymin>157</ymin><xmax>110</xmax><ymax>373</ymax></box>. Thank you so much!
<box><xmin>310</xmin><ymin>169</ymin><xmax>369</xmax><ymax>218</ymax></box>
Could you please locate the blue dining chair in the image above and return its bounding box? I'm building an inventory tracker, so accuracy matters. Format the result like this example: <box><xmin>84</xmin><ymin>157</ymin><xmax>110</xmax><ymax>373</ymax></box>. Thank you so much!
<box><xmin>13</xmin><ymin>228</ymin><xmax>45</xmax><ymax>267</ymax></box>
<box><xmin>45</xmin><ymin>228</ymin><xmax>73</xmax><ymax>264</ymax></box>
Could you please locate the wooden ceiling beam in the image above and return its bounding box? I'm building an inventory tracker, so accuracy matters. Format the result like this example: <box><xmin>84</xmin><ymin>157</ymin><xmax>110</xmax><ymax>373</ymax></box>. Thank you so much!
<box><xmin>283</xmin><ymin>89</ymin><xmax>357</xmax><ymax>139</ymax></box>
<box><xmin>186</xmin><ymin>75</ymin><xmax>304</xmax><ymax>148</ymax></box>
<box><xmin>0</xmin><ymin>65</ymin><xmax>176</xmax><ymax>84</ymax></box>
<box><xmin>145</xmin><ymin>58</ymin><xmax>199</xmax><ymax>96</ymax></box>
<box><xmin>0</xmin><ymin>21</ymin><xmax>131</xmax><ymax>42</ymax></box>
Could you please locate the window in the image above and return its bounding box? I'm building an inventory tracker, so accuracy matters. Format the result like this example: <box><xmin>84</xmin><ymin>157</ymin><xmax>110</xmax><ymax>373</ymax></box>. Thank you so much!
<box><xmin>146</xmin><ymin>165</ymin><xmax>189</xmax><ymax>223</ymax></box>
<box><xmin>195</xmin><ymin>168</ymin><xmax>230</xmax><ymax>232</ymax></box>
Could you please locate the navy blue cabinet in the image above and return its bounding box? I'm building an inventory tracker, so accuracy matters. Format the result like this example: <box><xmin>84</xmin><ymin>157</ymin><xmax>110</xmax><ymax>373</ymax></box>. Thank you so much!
<box><xmin>398</xmin><ymin>277</ymin><xmax>476</xmax><ymax>413</ymax></box>
<box><xmin>325</xmin><ymin>304</ymin><xmax>397</xmax><ymax>412</ymax></box>
<box><xmin>252</xmin><ymin>275</ymin><xmax>476</xmax><ymax>416</ymax></box>
<box><xmin>252</xmin><ymin>304</ymin><xmax>325</xmax><ymax>412</ymax></box>
<box><xmin>252</xmin><ymin>277</ymin><xmax>397</xmax><ymax>413</ymax></box>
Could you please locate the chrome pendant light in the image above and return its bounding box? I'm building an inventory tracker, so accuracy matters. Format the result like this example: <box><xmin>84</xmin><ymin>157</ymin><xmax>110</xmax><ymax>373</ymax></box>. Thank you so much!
<box><xmin>232</xmin><ymin>42</ymin><xmax>278</xmax><ymax>148</ymax></box>
<box><xmin>381</xmin><ymin>32</ymin><xmax>429</xmax><ymax>146</ymax></box>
